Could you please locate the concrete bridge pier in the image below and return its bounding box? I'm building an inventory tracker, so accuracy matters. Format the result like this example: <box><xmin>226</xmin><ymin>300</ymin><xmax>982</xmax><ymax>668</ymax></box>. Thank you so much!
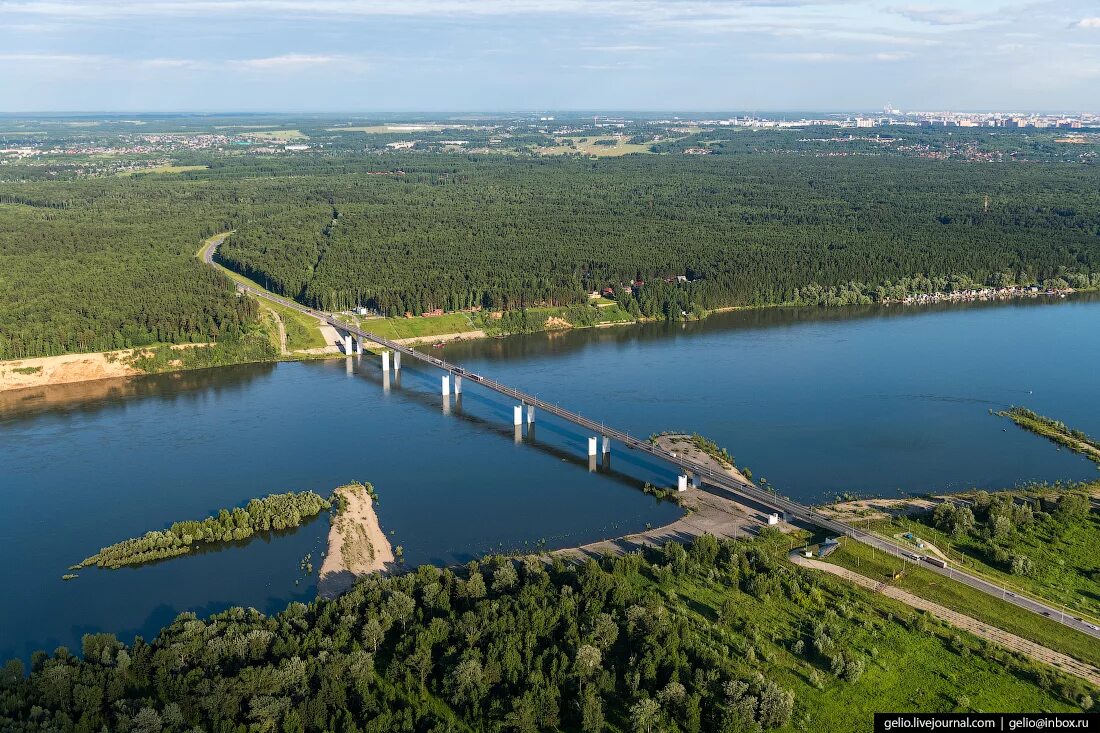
<box><xmin>691</xmin><ymin>473</ymin><xmax>701</xmax><ymax>488</ymax></box>
<box><xmin>353</xmin><ymin>337</ymin><xmax>362</xmax><ymax>356</ymax></box>
<box><xmin>602</xmin><ymin>436</ymin><xmax>610</xmax><ymax>456</ymax></box>
<box><xmin>343</xmin><ymin>332</ymin><xmax>353</xmax><ymax>355</ymax></box>
<box><xmin>454</xmin><ymin>375</ymin><xmax>462</xmax><ymax>394</ymax></box>
<box><xmin>677</xmin><ymin>475</ymin><xmax>689</xmax><ymax>492</ymax></box>
<box><xmin>394</xmin><ymin>351</ymin><xmax>401</xmax><ymax>371</ymax></box>
<box><xmin>382</xmin><ymin>351</ymin><xmax>390</xmax><ymax>371</ymax></box>
<box><xmin>513</xmin><ymin>405</ymin><xmax>523</xmax><ymax>426</ymax></box>
<box><xmin>441</xmin><ymin>374</ymin><xmax>450</xmax><ymax>396</ymax></box>
<box><xmin>588</xmin><ymin>437</ymin><xmax>598</xmax><ymax>457</ymax></box>
<box><xmin>527</xmin><ymin>405</ymin><xmax>535</xmax><ymax>425</ymax></box>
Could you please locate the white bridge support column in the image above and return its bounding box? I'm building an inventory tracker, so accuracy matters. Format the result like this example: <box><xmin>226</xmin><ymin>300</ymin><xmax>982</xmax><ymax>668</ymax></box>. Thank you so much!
<box><xmin>602</xmin><ymin>436</ymin><xmax>610</xmax><ymax>456</ymax></box>
<box><xmin>353</xmin><ymin>337</ymin><xmax>362</xmax><ymax>355</ymax></box>
<box><xmin>454</xmin><ymin>375</ymin><xmax>462</xmax><ymax>394</ymax></box>
<box><xmin>382</xmin><ymin>351</ymin><xmax>390</xmax><ymax>371</ymax></box>
<box><xmin>691</xmin><ymin>473</ymin><xmax>701</xmax><ymax>488</ymax></box>
<box><xmin>677</xmin><ymin>475</ymin><xmax>689</xmax><ymax>492</ymax></box>
<box><xmin>513</xmin><ymin>405</ymin><xmax>523</xmax><ymax>426</ymax></box>
<box><xmin>441</xmin><ymin>374</ymin><xmax>450</xmax><ymax>396</ymax></box>
<box><xmin>343</xmin><ymin>332</ymin><xmax>353</xmax><ymax>355</ymax></box>
<box><xmin>527</xmin><ymin>405</ymin><xmax>535</xmax><ymax>425</ymax></box>
<box><xmin>588</xmin><ymin>437</ymin><xmax>598</xmax><ymax>457</ymax></box>
<box><xmin>394</xmin><ymin>351</ymin><xmax>401</xmax><ymax>371</ymax></box>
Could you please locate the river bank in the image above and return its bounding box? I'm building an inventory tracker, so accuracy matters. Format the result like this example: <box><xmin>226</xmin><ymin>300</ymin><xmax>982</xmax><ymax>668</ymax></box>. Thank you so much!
<box><xmin>318</xmin><ymin>482</ymin><xmax>394</xmax><ymax>599</ymax></box>
<box><xmin>3</xmin><ymin>241</ymin><xmax>1088</xmax><ymax>393</ymax></box>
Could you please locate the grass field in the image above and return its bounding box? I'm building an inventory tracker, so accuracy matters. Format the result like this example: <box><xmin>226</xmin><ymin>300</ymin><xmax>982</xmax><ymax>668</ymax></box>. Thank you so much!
<box><xmin>327</xmin><ymin>124</ymin><xmax>470</xmax><ymax>133</ymax></box>
<box><xmin>861</xmin><ymin>500</ymin><xmax>1100</xmax><ymax>621</ymax></box>
<box><xmin>117</xmin><ymin>164</ymin><xmax>209</xmax><ymax>176</ymax></box>
<box><xmin>826</xmin><ymin>538</ymin><xmax>1100</xmax><ymax>665</ymax></box>
<box><xmin>359</xmin><ymin>312</ymin><xmax>478</xmax><ymax>340</ymax></box>
<box><xmin>533</xmin><ymin>135</ymin><xmax>653</xmax><ymax>156</ymax></box>
<box><xmin>658</xmin><ymin>547</ymin><xmax>1088</xmax><ymax>725</ymax></box>
<box><xmin>262</xmin><ymin>300</ymin><xmax>327</xmax><ymax>351</ymax></box>
<box><xmin>240</xmin><ymin>129</ymin><xmax>308</xmax><ymax>140</ymax></box>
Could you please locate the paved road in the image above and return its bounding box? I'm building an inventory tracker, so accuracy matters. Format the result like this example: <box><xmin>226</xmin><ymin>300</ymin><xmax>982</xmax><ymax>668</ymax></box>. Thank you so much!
<box><xmin>202</xmin><ymin>235</ymin><xmax>1100</xmax><ymax>642</ymax></box>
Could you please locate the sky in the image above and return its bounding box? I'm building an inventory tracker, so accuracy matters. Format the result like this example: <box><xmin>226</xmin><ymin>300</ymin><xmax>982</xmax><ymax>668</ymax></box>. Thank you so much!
<box><xmin>0</xmin><ymin>0</ymin><xmax>1098</xmax><ymax>113</ymax></box>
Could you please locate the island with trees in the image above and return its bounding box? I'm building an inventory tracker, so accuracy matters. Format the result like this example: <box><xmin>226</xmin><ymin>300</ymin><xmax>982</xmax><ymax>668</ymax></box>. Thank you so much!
<box><xmin>74</xmin><ymin>490</ymin><xmax>331</xmax><ymax>571</ymax></box>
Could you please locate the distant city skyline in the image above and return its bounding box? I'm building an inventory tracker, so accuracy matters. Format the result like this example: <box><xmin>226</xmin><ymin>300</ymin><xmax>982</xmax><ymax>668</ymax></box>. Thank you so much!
<box><xmin>1</xmin><ymin>0</ymin><xmax>1098</xmax><ymax>112</ymax></box>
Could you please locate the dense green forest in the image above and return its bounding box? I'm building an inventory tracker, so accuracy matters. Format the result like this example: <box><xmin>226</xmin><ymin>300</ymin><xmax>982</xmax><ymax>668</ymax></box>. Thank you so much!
<box><xmin>76</xmin><ymin>491</ymin><xmax>331</xmax><ymax>570</ymax></box>
<box><xmin>0</xmin><ymin>182</ymin><xmax>254</xmax><ymax>359</ymax></box>
<box><xmin>3</xmin><ymin>146</ymin><xmax>1100</xmax><ymax>360</ymax></box>
<box><xmin>3</xmin><ymin>532</ymin><xmax>1092</xmax><ymax>732</ymax></box>
<box><xmin>215</xmin><ymin>155</ymin><xmax>1100</xmax><ymax>318</ymax></box>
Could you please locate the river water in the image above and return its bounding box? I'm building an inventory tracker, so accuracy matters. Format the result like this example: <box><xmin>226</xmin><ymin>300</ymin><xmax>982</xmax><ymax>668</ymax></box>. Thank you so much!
<box><xmin>2</xmin><ymin>294</ymin><xmax>1098</xmax><ymax>661</ymax></box>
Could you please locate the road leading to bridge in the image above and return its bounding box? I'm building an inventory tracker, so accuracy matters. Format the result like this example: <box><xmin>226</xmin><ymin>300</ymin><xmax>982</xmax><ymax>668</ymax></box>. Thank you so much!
<box><xmin>202</xmin><ymin>235</ymin><xmax>1100</xmax><ymax>643</ymax></box>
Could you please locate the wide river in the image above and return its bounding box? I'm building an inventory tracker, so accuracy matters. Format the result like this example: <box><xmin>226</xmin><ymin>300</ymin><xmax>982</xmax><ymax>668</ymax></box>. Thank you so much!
<box><xmin>2</xmin><ymin>294</ymin><xmax>1098</xmax><ymax>661</ymax></box>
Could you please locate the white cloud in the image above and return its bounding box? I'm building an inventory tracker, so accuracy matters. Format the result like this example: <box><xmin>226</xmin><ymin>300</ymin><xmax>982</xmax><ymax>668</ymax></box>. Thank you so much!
<box><xmin>757</xmin><ymin>50</ymin><xmax>914</xmax><ymax>63</ymax></box>
<box><xmin>581</xmin><ymin>44</ymin><xmax>660</xmax><ymax>53</ymax></box>
<box><xmin>893</xmin><ymin>6</ymin><xmax>989</xmax><ymax>26</ymax></box>
<box><xmin>1078</xmin><ymin>17</ymin><xmax>1100</xmax><ymax>28</ymax></box>
<box><xmin>0</xmin><ymin>51</ymin><xmax>365</xmax><ymax>73</ymax></box>
<box><xmin>758</xmin><ymin>51</ymin><xmax>848</xmax><ymax>62</ymax></box>
<box><xmin>237</xmin><ymin>53</ymin><xmax>339</xmax><ymax>69</ymax></box>
<box><xmin>0</xmin><ymin>52</ymin><xmax>107</xmax><ymax>63</ymax></box>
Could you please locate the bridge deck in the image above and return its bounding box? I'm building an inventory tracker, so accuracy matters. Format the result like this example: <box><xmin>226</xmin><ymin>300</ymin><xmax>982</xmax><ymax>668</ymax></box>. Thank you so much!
<box><xmin>206</xmin><ymin>242</ymin><xmax>1100</xmax><ymax>640</ymax></box>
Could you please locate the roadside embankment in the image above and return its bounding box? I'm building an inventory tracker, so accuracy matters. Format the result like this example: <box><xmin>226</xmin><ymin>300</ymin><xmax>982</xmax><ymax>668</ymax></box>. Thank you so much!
<box><xmin>790</xmin><ymin>550</ymin><xmax>1100</xmax><ymax>688</ymax></box>
<box><xmin>318</xmin><ymin>482</ymin><xmax>394</xmax><ymax>599</ymax></box>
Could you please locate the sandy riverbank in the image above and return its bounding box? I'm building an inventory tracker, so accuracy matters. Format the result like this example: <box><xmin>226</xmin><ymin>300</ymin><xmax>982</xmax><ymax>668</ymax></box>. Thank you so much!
<box><xmin>653</xmin><ymin>433</ymin><xmax>754</xmax><ymax>486</ymax></box>
<box><xmin>318</xmin><ymin>482</ymin><xmax>394</xmax><ymax>599</ymax></box>
<box><xmin>0</xmin><ymin>344</ymin><xmax>209</xmax><ymax>392</ymax></box>
<box><xmin>0</xmin><ymin>351</ymin><xmax>142</xmax><ymax>391</ymax></box>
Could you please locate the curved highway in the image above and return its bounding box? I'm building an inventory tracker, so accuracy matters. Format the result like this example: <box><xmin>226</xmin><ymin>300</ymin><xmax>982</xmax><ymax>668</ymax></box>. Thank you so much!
<box><xmin>203</xmin><ymin>236</ymin><xmax>1100</xmax><ymax>643</ymax></box>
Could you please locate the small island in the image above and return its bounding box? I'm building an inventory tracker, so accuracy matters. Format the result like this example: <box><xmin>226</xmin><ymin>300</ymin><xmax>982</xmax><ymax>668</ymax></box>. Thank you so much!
<box><xmin>318</xmin><ymin>481</ymin><xmax>394</xmax><ymax>598</ymax></box>
<box><xmin>1000</xmin><ymin>407</ymin><xmax>1100</xmax><ymax>464</ymax></box>
<box><xmin>74</xmin><ymin>490</ymin><xmax>331</xmax><ymax>570</ymax></box>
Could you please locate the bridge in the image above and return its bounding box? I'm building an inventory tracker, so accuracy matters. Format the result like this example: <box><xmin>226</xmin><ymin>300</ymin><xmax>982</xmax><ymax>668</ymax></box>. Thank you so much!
<box><xmin>203</xmin><ymin>237</ymin><xmax>1100</xmax><ymax>641</ymax></box>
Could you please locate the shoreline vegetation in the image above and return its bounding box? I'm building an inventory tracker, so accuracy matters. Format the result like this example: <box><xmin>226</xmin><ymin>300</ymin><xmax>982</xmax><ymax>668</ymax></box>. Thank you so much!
<box><xmin>73</xmin><ymin>490</ymin><xmax>330</xmax><ymax>572</ymax></box>
<box><xmin>8</xmin><ymin>531</ymin><xmax>1094</xmax><ymax>731</ymax></box>
<box><xmin>999</xmin><ymin>407</ymin><xmax>1100</xmax><ymax>464</ymax></box>
<box><xmin>1</xmin><ymin>261</ymin><xmax>1090</xmax><ymax>393</ymax></box>
<box><xmin>318</xmin><ymin>481</ymin><xmax>394</xmax><ymax>599</ymax></box>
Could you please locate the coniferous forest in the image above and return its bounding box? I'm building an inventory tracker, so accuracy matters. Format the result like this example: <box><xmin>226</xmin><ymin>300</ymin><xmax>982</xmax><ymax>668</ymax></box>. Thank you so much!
<box><xmin>2</xmin><ymin>146</ymin><xmax>1099</xmax><ymax>360</ymax></box>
